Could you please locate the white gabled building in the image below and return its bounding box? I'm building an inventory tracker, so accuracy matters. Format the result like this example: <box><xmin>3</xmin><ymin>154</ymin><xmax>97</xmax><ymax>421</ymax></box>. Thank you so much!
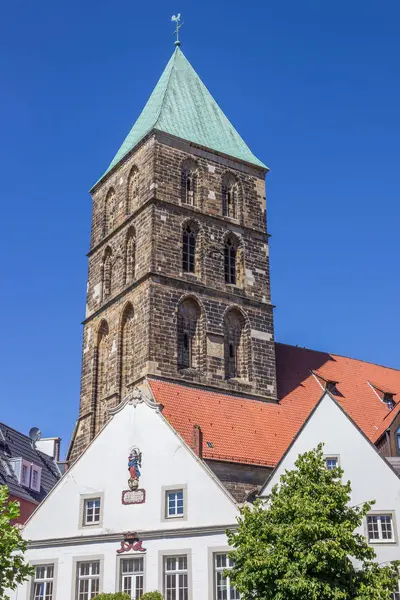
<box><xmin>14</xmin><ymin>387</ymin><xmax>239</xmax><ymax>600</ymax></box>
<box><xmin>260</xmin><ymin>391</ymin><xmax>400</xmax><ymax>567</ymax></box>
<box><xmin>11</xmin><ymin>390</ymin><xmax>400</xmax><ymax>600</ymax></box>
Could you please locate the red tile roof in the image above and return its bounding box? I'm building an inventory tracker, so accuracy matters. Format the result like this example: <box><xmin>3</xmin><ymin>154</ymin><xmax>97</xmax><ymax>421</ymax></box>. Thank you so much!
<box><xmin>148</xmin><ymin>343</ymin><xmax>400</xmax><ymax>467</ymax></box>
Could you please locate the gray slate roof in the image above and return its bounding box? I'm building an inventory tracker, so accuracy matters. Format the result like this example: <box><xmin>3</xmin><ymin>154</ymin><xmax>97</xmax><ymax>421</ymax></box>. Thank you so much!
<box><xmin>0</xmin><ymin>422</ymin><xmax>60</xmax><ymax>504</ymax></box>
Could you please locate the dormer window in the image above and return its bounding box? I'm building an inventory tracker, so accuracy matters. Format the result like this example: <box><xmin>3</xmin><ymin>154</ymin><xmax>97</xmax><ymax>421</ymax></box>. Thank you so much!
<box><xmin>9</xmin><ymin>458</ymin><xmax>42</xmax><ymax>491</ymax></box>
<box><xmin>311</xmin><ymin>371</ymin><xmax>339</xmax><ymax>394</ymax></box>
<box><xmin>21</xmin><ymin>463</ymin><xmax>30</xmax><ymax>486</ymax></box>
<box><xmin>31</xmin><ymin>465</ymin><xmax>42</xmax><ymax>492</ymax></box>
<box><xmin>369</xmin><ymin>382</ymin><xmax>396</xmax><ymax>410</ymax></box>
<box><xmin>383</xmin><ymin>393</ymin><xmax>395</xmax><ymax>410</ymax></box>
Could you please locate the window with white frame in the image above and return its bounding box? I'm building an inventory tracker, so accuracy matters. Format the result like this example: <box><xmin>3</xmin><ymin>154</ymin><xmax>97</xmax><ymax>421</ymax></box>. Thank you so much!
<box><xmin>367</xmin><ymin>514</ymin><xmax>394</xmax><ymax>542</ymax></box>
<box><xmin>83</xmin><ymin>498</ymin><xmax>101</xmax><ymax>526</ymax></box>
<box><xmin>21</xmin><ymin>461</ymin><xmax>31</xmax><ymax>487</ymax></box>
<box><xmin>325</xmin><ymin>456</ymin><xmax>339</xmax><ymax>470</ymax></box>
<box><xmin>76</xmin><ymin>561</ymin><xmax>100</xmax><ymax>600</ymax></box>
<box><xmin>31</xmin><ymin>466</ymin><xmax>42</xmax><ymax>492</ymax></box>
<box><xmin>32</xmin><ymin>564</ymin><xmax>54</xmax><ymax>600</ymax></box>
<box><xmin>165</xmin><ymin>489</ymin><xmax>184</xmax><ymax>518</ymax></box>
<box><xmin>120</xmin><ymin>557</ymin><xmax>144</xmax><ymax>600</ymax></box>
<box><xmin>214</xmin><ymin>553</ymin><xmax>239</xmax><ymax>600</ymax></box>
<box><xmin>164</xmin><ymin>556</ymin><xmax>188</xmax><ymax>600</ymax></box>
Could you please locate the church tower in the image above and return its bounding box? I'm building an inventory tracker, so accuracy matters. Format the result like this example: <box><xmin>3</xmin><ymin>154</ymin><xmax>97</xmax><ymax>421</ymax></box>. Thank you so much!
<box><xmin>69</xmin><ymin>45</ymin><xmax>277</xmax><ymax>462</ymax></box>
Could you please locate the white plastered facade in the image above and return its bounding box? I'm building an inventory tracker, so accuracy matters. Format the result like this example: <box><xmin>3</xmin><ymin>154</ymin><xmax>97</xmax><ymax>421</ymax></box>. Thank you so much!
<box><xmin>261</xmin><ymin>392</ymin><xmax>400</xmax><ymax>565</ymax></box>
<box><xmin>12</xmin><ymin>387</ymin><xmax>238</xmax><ymax>600</ymax></box>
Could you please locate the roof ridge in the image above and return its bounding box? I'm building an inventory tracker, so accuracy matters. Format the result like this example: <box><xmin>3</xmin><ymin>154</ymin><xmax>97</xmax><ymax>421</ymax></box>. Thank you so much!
<box><xmin>153</xmin><ymin>48</ymin><xmax>179</xmax><ymax>131</ymax></box>
<box><xmin>275</xmin><ymin>342</ymin><xmax>400</xmax><ymax>373</ymax></box>
<box><xmin>0</xmin><ymin>422</ymin><xmax>31</xmax><ymax>439</ymax></box>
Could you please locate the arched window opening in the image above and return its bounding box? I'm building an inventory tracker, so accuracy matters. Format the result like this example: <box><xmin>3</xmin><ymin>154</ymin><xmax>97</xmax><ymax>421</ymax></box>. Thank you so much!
<box><xmin>177</xmin><ymin>298</ymin><xmax>202</xmax><ymax>370</ymax></box>
<box><xmin>125</xmin><ymin>229</ymin><xmax>136</xmax><ymax>284</ymax></box>
<box><xmin>222</xmin><ymin>176</ymin><xmax>239</xmax><ymax>219</ymax></box>
<box><xmin>120</xmin><ymin>304</ymin><xmax>135</xmax><ymax>400</ymax></box>
<box><xmin>182</xmin><ymin>160</ymin><xmax>199</xmax><ymax>207</ymax></box>
<box><xmin>102</xmin><ymin>247</ymin><xmax>113</xmax><ymax>300</ymax></box>
<box><xmin>104</xmin><ymin>189</ymin><xmax>116</xmax><ymax>235</ymax></box>
<box><xmin>95</xmin><ymin>320</ymin><xmax>109</xmax><ymax>433</ymax></box>
<box><xmin>128</xmin><ymin>168</ymin><xmax>139</xmax><ymax>214</ymax></box>
<box><xmin>224</xmin><ymin>238</ymin><xmax>237</xmax><ymax>284</ymax></box>
<box><xmin>183</xmin><ymin>225</ymin><xmax>196</xmax><ymax>273</ymax></box>
<box><xmin>224</xmin><ymin>309</ymin><xmax>249</xmax><ymax>380</ymax></box>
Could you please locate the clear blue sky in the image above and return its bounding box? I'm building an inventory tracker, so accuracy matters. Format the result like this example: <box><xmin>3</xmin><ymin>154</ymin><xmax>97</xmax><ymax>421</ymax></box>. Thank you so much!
<box><xmin>1</xmin><ymin>0</ymin><xmax>399</xmax><ymax>456</ymax></box>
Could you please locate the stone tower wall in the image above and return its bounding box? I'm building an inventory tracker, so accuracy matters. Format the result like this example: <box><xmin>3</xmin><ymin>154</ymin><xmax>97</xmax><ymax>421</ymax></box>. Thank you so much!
<box><xmin>69</xmin><ymin>132</ymin><xmax>277</xmax><ymax>462</ymax></box>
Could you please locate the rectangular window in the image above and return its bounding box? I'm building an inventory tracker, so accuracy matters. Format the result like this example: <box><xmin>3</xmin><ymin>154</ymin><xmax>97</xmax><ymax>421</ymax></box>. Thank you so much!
<box><xmin>21</xmin><ymin>461</ymin><xmax>31</xmax><ymax>487</ymax></box>
<box><xmin>325</xmin><ymin>457</ymin><xmax>338</xmax><ymax>470</ymax></box>
<box><xmin>32</xmin><ymin>564</ymin><xmax>54</xmax><ymax>600</ymax></box>
<box><xmin>367</xmin><ymin>514</ymin><xmax>394</xmax><ymax>542</ymax></box>
<box><xmin>84</xmin><ymin>498</ymin><xmax>101</xmax><ymax>525</ymax></box>
<box><xmin>120</xmin><ymin>557</ymin><xmax>144</xmax><ymax>600</ymax></box>
<box><xmin>214</xmin><ymin>553</ymin><xmax>239</xmax><ymax>600</ymax></box>
<box><xmin>166</xmin><ymin>490</ymin><xmax>184</xmax><ymax>518</ymax></box>
<box><xmin>76</xmin><ymin>561</ymin><xmax>100</xmax><ymax>600</ymax></box>
<box><xmin>30</xmin><ymin>466</ymin><xmax>42</xmax><ymax>492</ymax></box>
<box><xmin>164</xmin><ymin>556</ymin><xmax>188</xmax><ymax>600</ymax></box>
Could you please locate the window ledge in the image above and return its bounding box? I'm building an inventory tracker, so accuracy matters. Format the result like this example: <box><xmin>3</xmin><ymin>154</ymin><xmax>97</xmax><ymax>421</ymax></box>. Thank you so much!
<box><xmin>225</xmin><ymin>284</ymin><xmax>244</xmax><ymax>292</ymax></box>
<box><xmin>225</xmin><ymin>377</ymin><xmax>252</xmax><ymax>387</ymax></box>
<box><xmin>178</xmin><ymin>367</ymin><xmax>202</xmax><ymax>376</ymax></box>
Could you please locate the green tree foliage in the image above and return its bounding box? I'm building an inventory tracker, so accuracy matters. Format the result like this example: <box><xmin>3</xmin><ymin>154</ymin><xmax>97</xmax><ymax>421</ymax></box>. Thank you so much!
<box><xmin>94</xmin><ymin>594</ymin><xmax>130</xmax><ymax>600</ymax></box>
<box><xmin>0</xmin><ymin>485</ymin><xmax>33</xmax><ymax>600</ymax></box>
<box><xmin>227</xmin><ymin>444</ymin><xmax>399</xmax><ymax>600</ymax></box>
<box><xmin>140</xmin><ymin>592</ymin><xmax>163</xmax><ymax>600</ymax></box>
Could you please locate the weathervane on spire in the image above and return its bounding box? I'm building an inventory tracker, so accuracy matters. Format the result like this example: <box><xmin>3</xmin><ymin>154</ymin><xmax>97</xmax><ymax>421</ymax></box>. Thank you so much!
<box><xmin>171</xmin><ymin>14</ymin><xmax>183</xmax><ymax>47</ymax></box>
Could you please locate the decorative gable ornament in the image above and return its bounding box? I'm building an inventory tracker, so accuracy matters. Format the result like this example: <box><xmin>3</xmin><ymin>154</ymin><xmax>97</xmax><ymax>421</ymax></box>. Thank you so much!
<box><xmin>117</xmin><ymin>532</ymin><xmax>146</xmax><ymax>554</ymax></box>
<box><xmin>128</xmin><ymin>446</ymin><xmax>142</xmax><ymax>490</ymax></box>
<box><xmin>123</xmin><ymin>445</ymin><xmax>146</xmax><ymax>504</ymax></box>
<box><xmin>108</xmin><ymin>387</ymin><xmax>162</xmax><ymax>417</ymax></box>
<box><xmin>113</xmin><ymin>387</ymin><xmax>158</xmax><ymax>505</ymax></box>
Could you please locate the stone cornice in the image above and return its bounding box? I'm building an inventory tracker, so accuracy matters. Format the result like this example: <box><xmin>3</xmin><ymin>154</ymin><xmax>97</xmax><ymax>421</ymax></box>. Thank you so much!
<box><xmin>87</xmin><ymin>195</ymin><xmax>270</xmax><ymax>258</ymax></box>
<box><xmin>82</xmin><ymin>271</ymin><xmax>274</xmax><ymax>326</ymax></box>
<box><xmin>27</xmin><ymin>523</ymin><xmax>237</xmax><ymax>549</ymax></box>
<box><xmin>147</xmin><ymin>374</ymin><xmax>277</xmax><ymax>404</ymax></box>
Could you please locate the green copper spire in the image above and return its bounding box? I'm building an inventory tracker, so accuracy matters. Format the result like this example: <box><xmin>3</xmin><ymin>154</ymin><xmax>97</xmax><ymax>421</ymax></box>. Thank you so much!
<box><xmin>101</xmin><ymin>47</ymin><xmax>267</xmax><ymax>181</ymax></box>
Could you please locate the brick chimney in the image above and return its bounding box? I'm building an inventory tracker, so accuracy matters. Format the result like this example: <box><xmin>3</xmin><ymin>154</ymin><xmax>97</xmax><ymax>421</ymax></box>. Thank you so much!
<box><xmin>191</xmin><ymin>424</ymin><xmax>203</xmax><ymax>458</ymax></box>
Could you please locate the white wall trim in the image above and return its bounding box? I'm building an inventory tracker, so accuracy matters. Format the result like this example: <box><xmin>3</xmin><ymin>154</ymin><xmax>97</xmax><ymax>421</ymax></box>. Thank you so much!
<box><xmin>27</xmin><ymin>524</ymin><xmax>237</xmax><ymax>549</ymax></box>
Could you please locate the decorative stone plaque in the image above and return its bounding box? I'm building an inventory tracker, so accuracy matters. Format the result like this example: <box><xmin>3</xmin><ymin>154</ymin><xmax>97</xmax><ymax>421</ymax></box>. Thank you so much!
<box><xmin>122</xmin><ymin>489</ymin><xmax>146</xmax><ymax>505</ymax></box>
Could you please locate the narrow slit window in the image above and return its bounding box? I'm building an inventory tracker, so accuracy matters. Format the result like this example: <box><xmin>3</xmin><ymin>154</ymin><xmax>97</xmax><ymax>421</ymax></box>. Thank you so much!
<box><xmin>182</xmin><ymin>331</ymin><xmax>191</xmax><ymax>368</ymax></box>
<box><xmin>182</xmin><ymin>226</ymin><xmax>196</xmax><ymax>273</ymax></box>
<box><xmin>224</xmin><ymin>239</ymin><xmax>237</xmax><ymax>284</ymax></box>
